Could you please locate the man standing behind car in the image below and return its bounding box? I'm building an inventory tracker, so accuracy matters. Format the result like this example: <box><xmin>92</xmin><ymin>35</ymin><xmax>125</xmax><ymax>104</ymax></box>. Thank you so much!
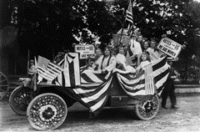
<box><xmin>161</xmin><ymin>61</ymin><xmax>179</xmax><ymax>109</ymax></box>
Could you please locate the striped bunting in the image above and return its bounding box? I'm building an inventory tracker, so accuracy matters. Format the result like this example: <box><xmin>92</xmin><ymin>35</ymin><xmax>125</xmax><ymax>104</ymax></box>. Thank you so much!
<box><xmin>35</xmin><ymin>53</ymin><xmax>169</xmax><ymax>113</ymax></box>
<box><xmin>70</xmin><ymin>69</ymin><xmax>113</xmax><ymax>112</ymax></box>
<box><xmin>52</xmin><ymin>53</ymin><xmax>81</xmax><ymax>87</ymax></box>
<box><xmin>151</xmin><ymin>57</ymin><xmax>170</xmax><ymax>96</ymax></box>
<box><xmin>62</xmin><ymin>53</ymin><xmax>81</xmax><ymax>87</ymax></box>
<box><xmin>72</xmin><ymin>76</ymin><xmax>113</xmax><ymax>112</ymax></box>
<box><xmin>116</xmin><ymin>57</ymin><xmax>169</xmax><ymax>97</ymax></box>
<box><xmin>81</xmin><ymin>71</ymin><xmax>105</xmax><ymax>84</ymax></box>
<box><xmin>116</xmin><ymin>70</ymin><xmax>147</xmax><ymax>96</ymax></box>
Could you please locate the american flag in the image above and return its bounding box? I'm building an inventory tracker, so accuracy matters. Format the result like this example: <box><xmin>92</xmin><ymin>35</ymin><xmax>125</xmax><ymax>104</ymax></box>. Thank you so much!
<box><xmin>125</xmin><ymin>0</ymin><xmax>133</xmax><ymax>34</ymax></box>
<box><xmin>46</xmin><ymin>62</ymin><xmax>63</xmax><ymax>78</ymax></box>
<box><xmin>36</xmin><ymin>56</ymin><xmax>63</xmax><ymax>83</ymax></box>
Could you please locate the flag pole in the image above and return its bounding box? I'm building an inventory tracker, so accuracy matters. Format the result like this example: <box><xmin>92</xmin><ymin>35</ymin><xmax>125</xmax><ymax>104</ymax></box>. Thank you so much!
<box><xmin>33</xmin><ymin>57</ymin><xmax>37</xmax><ymax>91</ymax></box>
<box><xmin>27</xmin><ymin>49</ymin><xmax>30</xmax><ymax>74</ymax></box>
<box><xmin>119</xmin><ymin>18</ymin><xmax>126</xmax><ymax>46</ymax></box>
<box><xmin>119</xmin><ymin>0</ymin><xmax>132</xmax><ymax>46</ymax></box>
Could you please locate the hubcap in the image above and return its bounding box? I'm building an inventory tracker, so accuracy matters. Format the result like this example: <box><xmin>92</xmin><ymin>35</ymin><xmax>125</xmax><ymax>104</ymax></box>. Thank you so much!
<box><xmin>28</xmin><ymin>94</ymin><xmax>67</xmax><ymax>130</ymax></box>
<box><xmin>138</xmin><ymin>97</ymin><xmax>158</xmax><ymax>118</ymax></box>
<box><xmin>39</xmin><ymin>105</ymin><xmax>57</xmax><ymax>121</ymax></box>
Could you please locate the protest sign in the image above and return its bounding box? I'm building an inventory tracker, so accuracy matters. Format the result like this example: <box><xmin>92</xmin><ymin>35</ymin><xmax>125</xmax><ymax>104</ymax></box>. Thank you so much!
<box><xmin>157</xmin><ymin>38</ymin><xmax>182</xmax><ymax>58</ymax></box>
<box><xmin>75</xmin><ymin>45</ymin><xmax>95</xmax><ymax>59</ymax></box>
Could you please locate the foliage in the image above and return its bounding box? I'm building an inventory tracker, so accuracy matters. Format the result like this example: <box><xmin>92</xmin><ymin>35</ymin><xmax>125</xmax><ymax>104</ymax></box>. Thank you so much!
<box><xmin>8</xmin><ymin>0</ymin><xmax>121</xmax><ymax>58</ymax></box>
<box><xmin>111</xmin><ymin>0</ymin><xmax>200</xmax><ymax>82</ymax></box>
<box><xmin>3</xmin><ymin>0</ymin><xmax>200</xmax><ymax>79</ymax></box>
<box><xmin>8</xmin><ymin>0</ymin><xmax>200</xmax><ymax>53</ymax></box>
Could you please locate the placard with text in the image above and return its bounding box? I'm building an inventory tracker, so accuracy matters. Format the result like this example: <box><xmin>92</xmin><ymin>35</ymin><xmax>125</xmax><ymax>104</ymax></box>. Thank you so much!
<box><xmin>157</xmin><ymin>38</ymin><xmax>182</xmax><ymax>58</ymax></box>
<box><xmin>75</xmin><ymin>45</ymin><xmax>95</xmax><ymax>59</ymax></box>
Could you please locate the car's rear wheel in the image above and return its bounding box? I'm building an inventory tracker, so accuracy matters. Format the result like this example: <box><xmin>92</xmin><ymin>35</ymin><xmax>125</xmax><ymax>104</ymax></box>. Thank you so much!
<box><xmin>9</xmin><ymin>86</ymin><xmax>34</xmax><ymax>115</ymax></box>
<box><xmin>135</xmin><ymin>95</ymin><xmax>160</xmax><ymax>120</ymax></box>
<box><xmin>27</xmin><ymin>93</ymin><xmax>68</xmax><ymax>131</ymax></box>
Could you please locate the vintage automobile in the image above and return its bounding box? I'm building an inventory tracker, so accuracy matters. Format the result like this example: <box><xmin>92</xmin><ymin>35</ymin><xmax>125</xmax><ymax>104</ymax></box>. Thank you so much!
<box><xmin>9</xmin><ymin>52</ymin><xmax>169</xmax><ymax>131</ymax></box>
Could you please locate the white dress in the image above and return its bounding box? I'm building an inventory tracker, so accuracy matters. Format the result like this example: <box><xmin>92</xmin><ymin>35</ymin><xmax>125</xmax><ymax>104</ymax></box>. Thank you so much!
<box><xmin>126</xmin><ymin>39</ymin><xmax>142</xmax><ymax>66</ymax></box>
<box><xmin>140</xmin><ymin>60</ymin><xmax>150</xmax><ymax>69</ymax></box>
<box><xmin>115</xmin><ymin>53</ymin><xmax>136</xmax><ymax>73</ymax></box>
<box><xmin>98</xmin><ymin>55</ymin><xmax>116</xmax><ymax>72</ymax></box>
<box><xmin>116</xmin><ymin>53</ymin><xmax>127</xmax><ymax>68</ymax></box>
<box><xmin>130</xmin><ymin>39</ymin><xmax>143</xmax><ymax>56</ymax></box>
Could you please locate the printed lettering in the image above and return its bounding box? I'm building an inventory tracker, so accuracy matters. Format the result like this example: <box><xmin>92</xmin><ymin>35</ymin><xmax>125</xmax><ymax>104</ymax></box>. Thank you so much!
<box><xmin>163</xmin><ymin>39</ymin><xmax>171</xmax><ymax>45</ymax></box>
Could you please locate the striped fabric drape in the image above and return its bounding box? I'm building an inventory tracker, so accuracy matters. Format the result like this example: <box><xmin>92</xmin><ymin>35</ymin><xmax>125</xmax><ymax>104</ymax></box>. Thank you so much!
<box><xmin>116</xmin><ymin>57</ymin><xmax>169</xmax><ymax>97</ymax></box>
<box><xmin>36</xmin><ymin>54</ymin><xmax>169</xmax><ymax>113</ymax></box>
<box><xmin>61</xmin><ymin>53</ymin><xmax>81</xmax><ymax>87</ymax></box>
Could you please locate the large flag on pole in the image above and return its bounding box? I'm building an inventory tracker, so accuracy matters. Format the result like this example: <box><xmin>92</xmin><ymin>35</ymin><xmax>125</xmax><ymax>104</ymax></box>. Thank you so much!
<box><xmin>125</xmin><ymin>0</ymin><xmax>133</xmax><ymax>34</ymax></box>
<box><xmin>124</xmin><ymin>0</ymin><xmax>134</xmax><ymax>65</ymax></box>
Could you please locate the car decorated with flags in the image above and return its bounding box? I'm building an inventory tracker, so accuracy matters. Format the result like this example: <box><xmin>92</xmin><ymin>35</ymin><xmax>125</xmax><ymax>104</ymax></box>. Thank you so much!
<box><xmin>9</xmin><ymin>51</ymin><xmax>170</xmax><ymax>131</ymax></box>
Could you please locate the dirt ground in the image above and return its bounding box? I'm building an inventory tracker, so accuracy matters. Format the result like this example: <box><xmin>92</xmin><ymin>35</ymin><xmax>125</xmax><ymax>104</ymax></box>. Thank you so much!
<box><xmin>1</xmin><ymin>94</ymin><xmax>200</xmax><ymax>132</ymax></box>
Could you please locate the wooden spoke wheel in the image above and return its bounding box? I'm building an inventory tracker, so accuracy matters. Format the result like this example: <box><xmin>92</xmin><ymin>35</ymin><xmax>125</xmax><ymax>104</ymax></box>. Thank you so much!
<box><xmin>135</xmin><ymin>95</ymin><xmax>160</xmax><ymax>120</ymax></box>
<box><xmin>9</xmin><ymin>86</ymin><xmax>35</xmax><ymax>115</ymax></box>
<box><xmin>0</xmin><ymin>72</ymin><xmax>9</xmax><ymax>100</ymax></box>
<box><xmin>27</xmin><ymin>93</ymin><xmax>68</xmax><ymax>131</ymax></box>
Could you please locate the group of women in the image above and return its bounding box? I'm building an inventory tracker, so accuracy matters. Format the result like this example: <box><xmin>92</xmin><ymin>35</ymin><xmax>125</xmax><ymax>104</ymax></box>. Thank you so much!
<box><xmin>82</xmin><ymin>35</ymin><xmax>165</xmax><ymax>77</ymax></box>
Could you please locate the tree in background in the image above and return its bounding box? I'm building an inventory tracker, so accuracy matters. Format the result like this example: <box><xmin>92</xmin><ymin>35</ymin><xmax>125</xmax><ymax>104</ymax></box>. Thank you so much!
<box><xmin>2</xmin><ymin>0</ymin><xmax>200</xmax><ymax>78</ymax></box>
<box><xmin>8</xmin><ymin>0</ymin><xmax>120</xmax><ymax>59</ymax></box>
<box><xmin>109</xmin><ymin>0</ymin><xmax>200</xmax><ymax>82</ymax></box>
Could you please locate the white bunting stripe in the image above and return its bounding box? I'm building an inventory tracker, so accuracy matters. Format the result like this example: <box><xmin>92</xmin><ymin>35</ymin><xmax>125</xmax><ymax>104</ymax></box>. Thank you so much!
<box><xmin>81</xmin><ymin>77</ymin><xmax>112</xmax><ymax>103</ymax></box>
<box><xmin>90</xmin><ymin>95</ymin><xmax>107</xmax><ymax>112</ymax></box>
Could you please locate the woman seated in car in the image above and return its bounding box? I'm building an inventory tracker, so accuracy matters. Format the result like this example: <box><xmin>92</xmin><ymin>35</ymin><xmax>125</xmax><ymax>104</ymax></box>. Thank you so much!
<box><xmin>82</xmin><ymin>46</ymin><xmax>116</xmax><ymax>78</ymax></box>
<box><xmin>114</xmin><ymin>46</ymin><xmax>136</xmax><ymax>73</ymax></box>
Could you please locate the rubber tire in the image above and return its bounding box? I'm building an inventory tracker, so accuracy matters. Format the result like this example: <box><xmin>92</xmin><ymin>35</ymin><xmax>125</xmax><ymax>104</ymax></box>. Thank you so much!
<box><xmin>27</xmin><ymin>93</ymin><xmax>68</xmax><ymax>131</ymax></box>
<box><xmin>135</xmin><ymin>95</ymin><xmax>160</xmax><ymax>120</ymax></box>
<box><xmin>9</xmin><ymin>86</ymin><xmax>34</xmax><ymax>115</ymax></box>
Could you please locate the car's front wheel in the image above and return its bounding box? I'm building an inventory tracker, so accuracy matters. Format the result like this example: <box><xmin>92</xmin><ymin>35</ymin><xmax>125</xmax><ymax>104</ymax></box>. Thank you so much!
<box><xmin>27</xmin><ymin>93</ymin><xmax>68</xmax><ymax>131</ymax></box>
<box><xmin>135</xmin><ymin>94</ymin><xmax>160</xmax><ymax>120</ymax></box>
